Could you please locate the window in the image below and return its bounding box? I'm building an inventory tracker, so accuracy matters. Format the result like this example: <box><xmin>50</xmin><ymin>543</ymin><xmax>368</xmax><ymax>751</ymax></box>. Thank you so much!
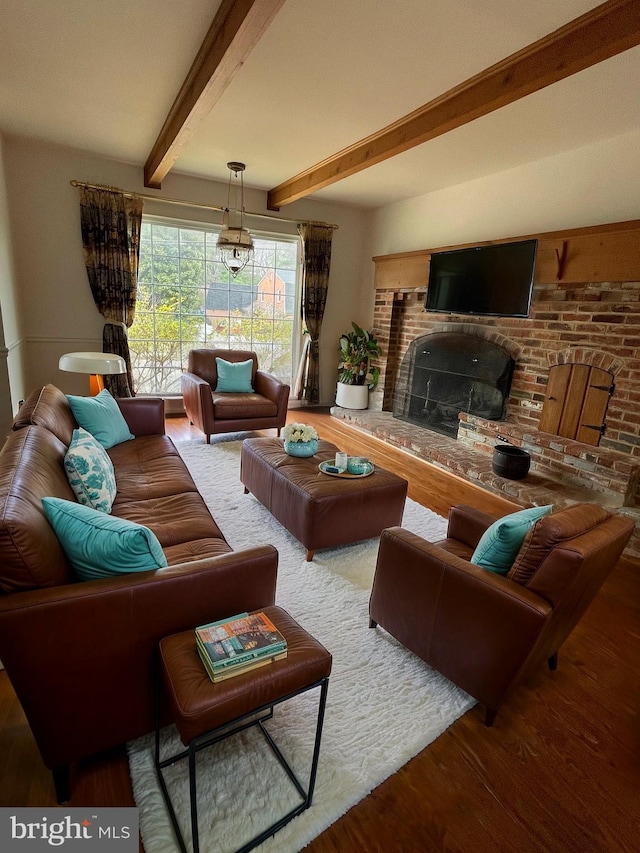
<box><xmin>129</xmin><ymin>218</ymin><xmax>300</xmax><ymax>394</ymax></box>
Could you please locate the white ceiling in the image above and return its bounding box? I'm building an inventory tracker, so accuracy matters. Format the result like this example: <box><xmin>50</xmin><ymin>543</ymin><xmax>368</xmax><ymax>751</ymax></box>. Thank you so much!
<box><xmin>1</xmin><ymin>0</ymin><xmax>639</xmax><ymax>208</ymax></box>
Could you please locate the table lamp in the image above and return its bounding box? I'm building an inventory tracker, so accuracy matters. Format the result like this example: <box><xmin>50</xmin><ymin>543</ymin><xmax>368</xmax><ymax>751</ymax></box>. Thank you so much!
<box><xmin>59</xmin><ymin>351</ymin><xmax>127</xmax><ymax>395</ymax></box>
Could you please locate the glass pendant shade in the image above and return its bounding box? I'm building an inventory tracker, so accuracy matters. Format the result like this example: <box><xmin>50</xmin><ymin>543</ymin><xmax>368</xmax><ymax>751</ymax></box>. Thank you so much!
<box><xmin>217</xmin><ymin>162</ymin><xmax>254</xmax><ymax>277</ymax></box>
<box><xmin>217</xmin><ymin>225</ymin><xmax>254</xmax><ymax>277</ymax></box>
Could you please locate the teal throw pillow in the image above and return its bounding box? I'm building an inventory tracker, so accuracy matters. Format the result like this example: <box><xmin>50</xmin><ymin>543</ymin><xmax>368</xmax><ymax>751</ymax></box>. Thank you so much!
<box><xmin>64</xmin><ymin>427</ymin><xmax>117</xmax><ymax>513</ymax></box>
<box><xmin>215</xmin><ymin>358</ymin><xmax>254</xmax><ymax>393</ymax></box>
<box><xmin>470</xmin><ymin>505</ymin><xmax>553</xmax><ymax>574</ymax></box>
<box><xmin>66</xmin><ymin>388</ymin><xmax>134</xmax><ymax>449</ymax></box>
<box><xmin>42</xmin><ymin>497</ymin><xmax>167</xmax><ymax>582</ymax></box>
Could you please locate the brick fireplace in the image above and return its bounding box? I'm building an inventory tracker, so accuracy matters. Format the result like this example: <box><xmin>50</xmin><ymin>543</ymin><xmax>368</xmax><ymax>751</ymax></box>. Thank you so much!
<box><xmin>333</xmin><ymin>221</ymin><xmax>640</xmax><ymax>556</ymax></box>
<box><xmin>373</xmin><ymin>286</ymin><xmax>640</xmax><ymax>459</ymax></box>
<box><xmin>393</xmin><ymin>331</ymin><xmax>515</xmax><ymax>439</ymax></box>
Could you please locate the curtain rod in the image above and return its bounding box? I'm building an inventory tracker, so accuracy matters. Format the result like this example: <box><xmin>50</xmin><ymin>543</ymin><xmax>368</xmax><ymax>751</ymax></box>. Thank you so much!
<box><xmin>69</xmin><ymin>180</ymin><xmax>338</xmax><ymax>230</ymax></box>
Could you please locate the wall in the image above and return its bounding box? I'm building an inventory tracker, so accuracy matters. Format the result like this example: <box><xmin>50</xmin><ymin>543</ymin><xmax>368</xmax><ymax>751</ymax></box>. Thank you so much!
<box><xmin>0</xmin><ymin>133</ymin><xmax>24</xmax><ymax>430</ymax></box>
<box><xmin>2</xmin><ymin>135</ymin><xmax>374</xmax><ymax>408</ymax></box>
<box><xmin>6</xmin><ymin>126</ymin><xmax>639</xmax><ymax>414</ymax></box>
<box><xmin>369</xmin><ymin>128</ymin><xmax>640</xmax><ymax>258</ymax></box>
<box><xmin>364</xmin><ymin>127</ymin><xmax>640</xmax><ymax>450</ymax></box>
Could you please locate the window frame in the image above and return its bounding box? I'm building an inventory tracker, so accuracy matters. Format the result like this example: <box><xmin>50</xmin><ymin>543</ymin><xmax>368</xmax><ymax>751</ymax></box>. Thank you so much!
<box><xmin>129</xmin><ymin>213</ymin><xmax>303</xmax><ymax>397</ymax></box>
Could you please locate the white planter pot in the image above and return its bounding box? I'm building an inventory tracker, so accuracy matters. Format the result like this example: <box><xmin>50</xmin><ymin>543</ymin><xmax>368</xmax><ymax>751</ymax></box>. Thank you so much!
<box><xmin>335</xmin><ymin>382</ymin><xmax>369</xmax><ymax>410</ymax></box>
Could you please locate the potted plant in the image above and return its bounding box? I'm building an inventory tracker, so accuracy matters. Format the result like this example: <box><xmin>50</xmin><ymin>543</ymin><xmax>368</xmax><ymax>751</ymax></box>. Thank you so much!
<box><xmin>335</xmin><ymin>322</ymin><xmax>381</xmax><ymax>409</ymax></box>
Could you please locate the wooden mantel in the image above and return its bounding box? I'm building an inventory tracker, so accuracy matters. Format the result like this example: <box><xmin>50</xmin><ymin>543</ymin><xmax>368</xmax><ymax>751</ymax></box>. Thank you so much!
<box><xmin>373</xmin><ymin>218</ymin><xmax>640</xmax><ymax>289</ymax></box>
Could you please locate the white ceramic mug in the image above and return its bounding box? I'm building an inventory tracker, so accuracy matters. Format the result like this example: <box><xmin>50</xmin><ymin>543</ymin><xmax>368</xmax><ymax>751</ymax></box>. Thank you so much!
<box><xmin>335</xmin><ymin>452</ymin><xmax>348</xmax><ymax>472</ymax></box>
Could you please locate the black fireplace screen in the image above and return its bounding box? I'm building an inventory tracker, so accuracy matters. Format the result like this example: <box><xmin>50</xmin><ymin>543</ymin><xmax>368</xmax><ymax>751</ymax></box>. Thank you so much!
<box><xmin>393</xmin><ymin>332</ymin><xmax>515</xmax><ymax>438</ymax></box>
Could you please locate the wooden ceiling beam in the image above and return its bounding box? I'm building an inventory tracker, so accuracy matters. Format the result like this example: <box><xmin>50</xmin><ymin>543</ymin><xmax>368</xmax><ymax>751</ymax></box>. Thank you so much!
<box><xmin>144</xmin><ymin>0</ymin><xmax>285</xmax><ymax>189</ymax></box>
<box><xmin>267</xmin><ymin>0</ymin><xmax>640</xmax><ymax>209</ymax></box>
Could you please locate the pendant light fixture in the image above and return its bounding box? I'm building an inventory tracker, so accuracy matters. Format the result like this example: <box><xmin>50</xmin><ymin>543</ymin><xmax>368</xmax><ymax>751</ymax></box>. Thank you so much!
<box><xmin>217</xmin><ymin>161</ymin><xmax>254</xmax><ymax>277</ymax></box>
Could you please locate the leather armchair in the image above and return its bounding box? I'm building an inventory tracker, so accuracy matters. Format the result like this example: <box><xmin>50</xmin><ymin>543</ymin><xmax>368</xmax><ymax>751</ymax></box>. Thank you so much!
<box><xmin>181</xmin><ymin>349</ymin><xmax>290</xmax><ymax>443</ymax></box>
<box><xmin>369</xmin><ymin>503</ymin><xmax>634</xmax><ymax>725</ymax></box>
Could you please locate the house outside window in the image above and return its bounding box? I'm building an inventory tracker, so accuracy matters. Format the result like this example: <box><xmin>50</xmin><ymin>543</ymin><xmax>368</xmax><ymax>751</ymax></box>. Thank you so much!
<box><xmin>129</xmin><ymin>217</ymin><xmax>300</xmax><ymax>394</ymax></box>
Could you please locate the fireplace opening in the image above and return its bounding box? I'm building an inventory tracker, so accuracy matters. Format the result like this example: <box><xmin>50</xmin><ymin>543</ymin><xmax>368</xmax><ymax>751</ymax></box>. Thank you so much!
<box><xmin>393</xmin><ymin>332</ymin><xmax>515</xmax><ymax>438</ymax></box>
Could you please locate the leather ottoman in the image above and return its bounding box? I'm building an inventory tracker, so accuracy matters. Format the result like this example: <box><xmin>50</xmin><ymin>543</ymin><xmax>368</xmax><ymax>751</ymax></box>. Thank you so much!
<box><xmin>240</xmin><ymin>437</ymin><xmax>408</xmax><ymax>560</ymax></box>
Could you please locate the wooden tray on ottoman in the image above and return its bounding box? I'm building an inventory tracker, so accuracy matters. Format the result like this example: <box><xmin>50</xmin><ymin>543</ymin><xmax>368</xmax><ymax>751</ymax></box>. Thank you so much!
<box><xmin>240</xmin><ymin>437</ymin><xmax>408</xmax><ymax>560</ymax></box>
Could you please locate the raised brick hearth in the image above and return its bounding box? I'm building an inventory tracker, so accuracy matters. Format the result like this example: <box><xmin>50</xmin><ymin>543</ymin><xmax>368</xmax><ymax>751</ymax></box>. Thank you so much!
<box><xmin>458</xmin><ymin>414</ymin><xmax>640</xmax><ymax>508</ymax></box>
<box><xmin>330</xmin><ymin>406</ymin><xmax>640</xmax><ymax>559</ymax></box>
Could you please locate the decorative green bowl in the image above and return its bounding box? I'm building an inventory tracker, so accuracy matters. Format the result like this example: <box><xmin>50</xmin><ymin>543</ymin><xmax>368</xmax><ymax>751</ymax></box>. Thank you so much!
<box><xmin>284</xmin><ymin>438</ymin><xmax>318</xmax><ymax>457</ymax></box>
<box><xmin>347</xmin><ymin>456</ymin><xmax>372</xmax><ymax>475</ymax></box>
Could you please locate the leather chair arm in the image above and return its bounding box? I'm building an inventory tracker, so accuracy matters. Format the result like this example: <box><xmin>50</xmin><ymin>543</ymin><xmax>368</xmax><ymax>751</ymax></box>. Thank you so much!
<box><xmin>369</xmin><ymin>527</ymin><xmax>550</xmax><ymax>709</ymax></box>
<box><xmin>447</xmin><ymin>504</ymin><xmax>500</xmax><ymax>549</ymax></box>
<box><xmin>255</xmin><ymin>371</ymin><xmax>290</xmax><ymax>405</ymax></box>
<box><xmin>116</xmin><ymin>396</ymin><xmax>166</xmax><ymax>436</ymax></box>
<box><xmin>255</xmin><ymin>371</ymin><xmax>290</xmax><ymax>427</ymax></box>
<box><xmin>181</xmin><ymin>371</ymin><xmax>215</xmax><ymax>433</ymax></box>
<box><xmin>0</xmin><ymin>545</ymin><xmax>278</xmax><ymax>768</ymax></box>
<box><xmin>181</xmin><ymin>371</ymin><xmax>212</xmax><ymax>388</ymax></box>
<box><xmin>371</xmin><ymin>526</ymin><xmax>549</xmax><ymax>621</ymax></box>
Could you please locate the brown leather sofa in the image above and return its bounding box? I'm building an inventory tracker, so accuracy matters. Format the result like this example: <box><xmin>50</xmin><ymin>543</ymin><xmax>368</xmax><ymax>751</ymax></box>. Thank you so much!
<box><xmin>369</xmin><ymin>503</ymin><xmax>634</xmax><ymax>725</ymax></box>
<box><xmin>0</xmin><ymin>384</ymin><xmax>278</xmax><ymax>803</ymax></box>
<box><xmin>181</xmin><ymin>349</ymin><xmax>290</xmax><ymax>443</ymax></box>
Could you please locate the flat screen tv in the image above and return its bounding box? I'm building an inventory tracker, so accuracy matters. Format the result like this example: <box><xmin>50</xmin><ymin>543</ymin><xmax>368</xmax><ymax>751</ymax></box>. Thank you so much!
<box><xmin>425</xmin><ymin>239</ymin><xmax>537</xmax><ymax>318</ymax></box>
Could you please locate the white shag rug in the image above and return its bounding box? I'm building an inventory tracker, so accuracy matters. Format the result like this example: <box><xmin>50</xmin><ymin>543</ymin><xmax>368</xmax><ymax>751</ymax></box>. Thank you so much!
<box><xmin>127</xmin><ymin>435</ymin><xmax>475</xmax><ymax>853</ymax></box>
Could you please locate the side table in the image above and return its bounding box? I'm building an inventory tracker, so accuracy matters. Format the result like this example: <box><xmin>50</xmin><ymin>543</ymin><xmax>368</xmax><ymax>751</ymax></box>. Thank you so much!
<box><xmin>155</xmin><ymin>605</ymin><xmax>332</xmax><ymax>853</ymax></box>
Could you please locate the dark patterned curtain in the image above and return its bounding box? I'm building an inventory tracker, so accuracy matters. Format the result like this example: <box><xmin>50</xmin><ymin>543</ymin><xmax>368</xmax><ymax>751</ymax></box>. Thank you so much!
<box><xmin>79</xmin><ymin>186</ymin><xmax>143</xmax><ymax>397</ymax></box>
<box><xmin>294</xmin><ymin>223</ymin><xmax>333</xmax><ymax>404</ymax></box>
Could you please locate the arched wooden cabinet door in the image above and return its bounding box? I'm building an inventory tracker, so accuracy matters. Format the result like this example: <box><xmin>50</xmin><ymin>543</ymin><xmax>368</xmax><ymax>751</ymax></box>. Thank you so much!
<box><xmin>539</xmin><ymin>363</ymin><xmax>614</xmax><ymax>446</ymax></box>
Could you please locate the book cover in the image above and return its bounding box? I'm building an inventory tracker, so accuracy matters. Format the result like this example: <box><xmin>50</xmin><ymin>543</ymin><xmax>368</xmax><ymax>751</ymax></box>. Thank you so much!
<box><xmin>195</xmin><ymin>611</ymin><xmax>287</xmax><ymax>671</ymax></box>
<box><xmin>196</xmin><ymin>645</ymin><xmax>287</xmax><ymax>683</ymax></box>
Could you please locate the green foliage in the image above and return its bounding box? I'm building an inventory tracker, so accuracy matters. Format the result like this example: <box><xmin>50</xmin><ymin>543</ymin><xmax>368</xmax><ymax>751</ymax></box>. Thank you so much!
<box><xmin>130</xmin><ymin>222</ymin><xmax>299</xmax><ymax>393</ymax></box>
<box><xmin>208</xmin><ymin>306</ymin><xmax>293</xmax><ymax>380</ymax></box>
<box><xmin>337</xmin><ymin>322</ymin><xmax>381</xmax><ymax>388</ymax></box>
<box><xmin>128</xmin><ymin>282</ymin><xmax>205</xmax><ymax>393</ymax></box>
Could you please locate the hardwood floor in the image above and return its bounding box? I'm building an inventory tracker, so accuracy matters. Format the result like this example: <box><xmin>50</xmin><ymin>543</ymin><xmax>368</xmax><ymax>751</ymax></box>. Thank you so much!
<box><xmin>1</xmin><ymin>411</ymin><xmax>638</xmax><ymax>852</ymax></box>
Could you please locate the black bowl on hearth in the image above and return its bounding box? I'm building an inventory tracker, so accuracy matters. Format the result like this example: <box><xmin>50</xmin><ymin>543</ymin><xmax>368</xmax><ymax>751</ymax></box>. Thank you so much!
<box><xmin>492</xmin><ymin>445</ymin><xmax>531</xmax><ymax>480</ymax></box>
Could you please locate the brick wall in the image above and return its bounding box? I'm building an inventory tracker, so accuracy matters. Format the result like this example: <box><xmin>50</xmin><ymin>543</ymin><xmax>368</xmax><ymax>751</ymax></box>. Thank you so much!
<box><xmin>372</xmin><ymin>279</ymin><xmax>640</xmax><ymax>459</ymax></box>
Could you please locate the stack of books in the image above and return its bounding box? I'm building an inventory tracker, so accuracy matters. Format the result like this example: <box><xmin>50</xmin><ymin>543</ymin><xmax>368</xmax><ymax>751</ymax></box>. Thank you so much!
<box><xmin>195</xmin><ymin>611</ymin><xmax>288</xmax><ymax>683</ymax></box>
